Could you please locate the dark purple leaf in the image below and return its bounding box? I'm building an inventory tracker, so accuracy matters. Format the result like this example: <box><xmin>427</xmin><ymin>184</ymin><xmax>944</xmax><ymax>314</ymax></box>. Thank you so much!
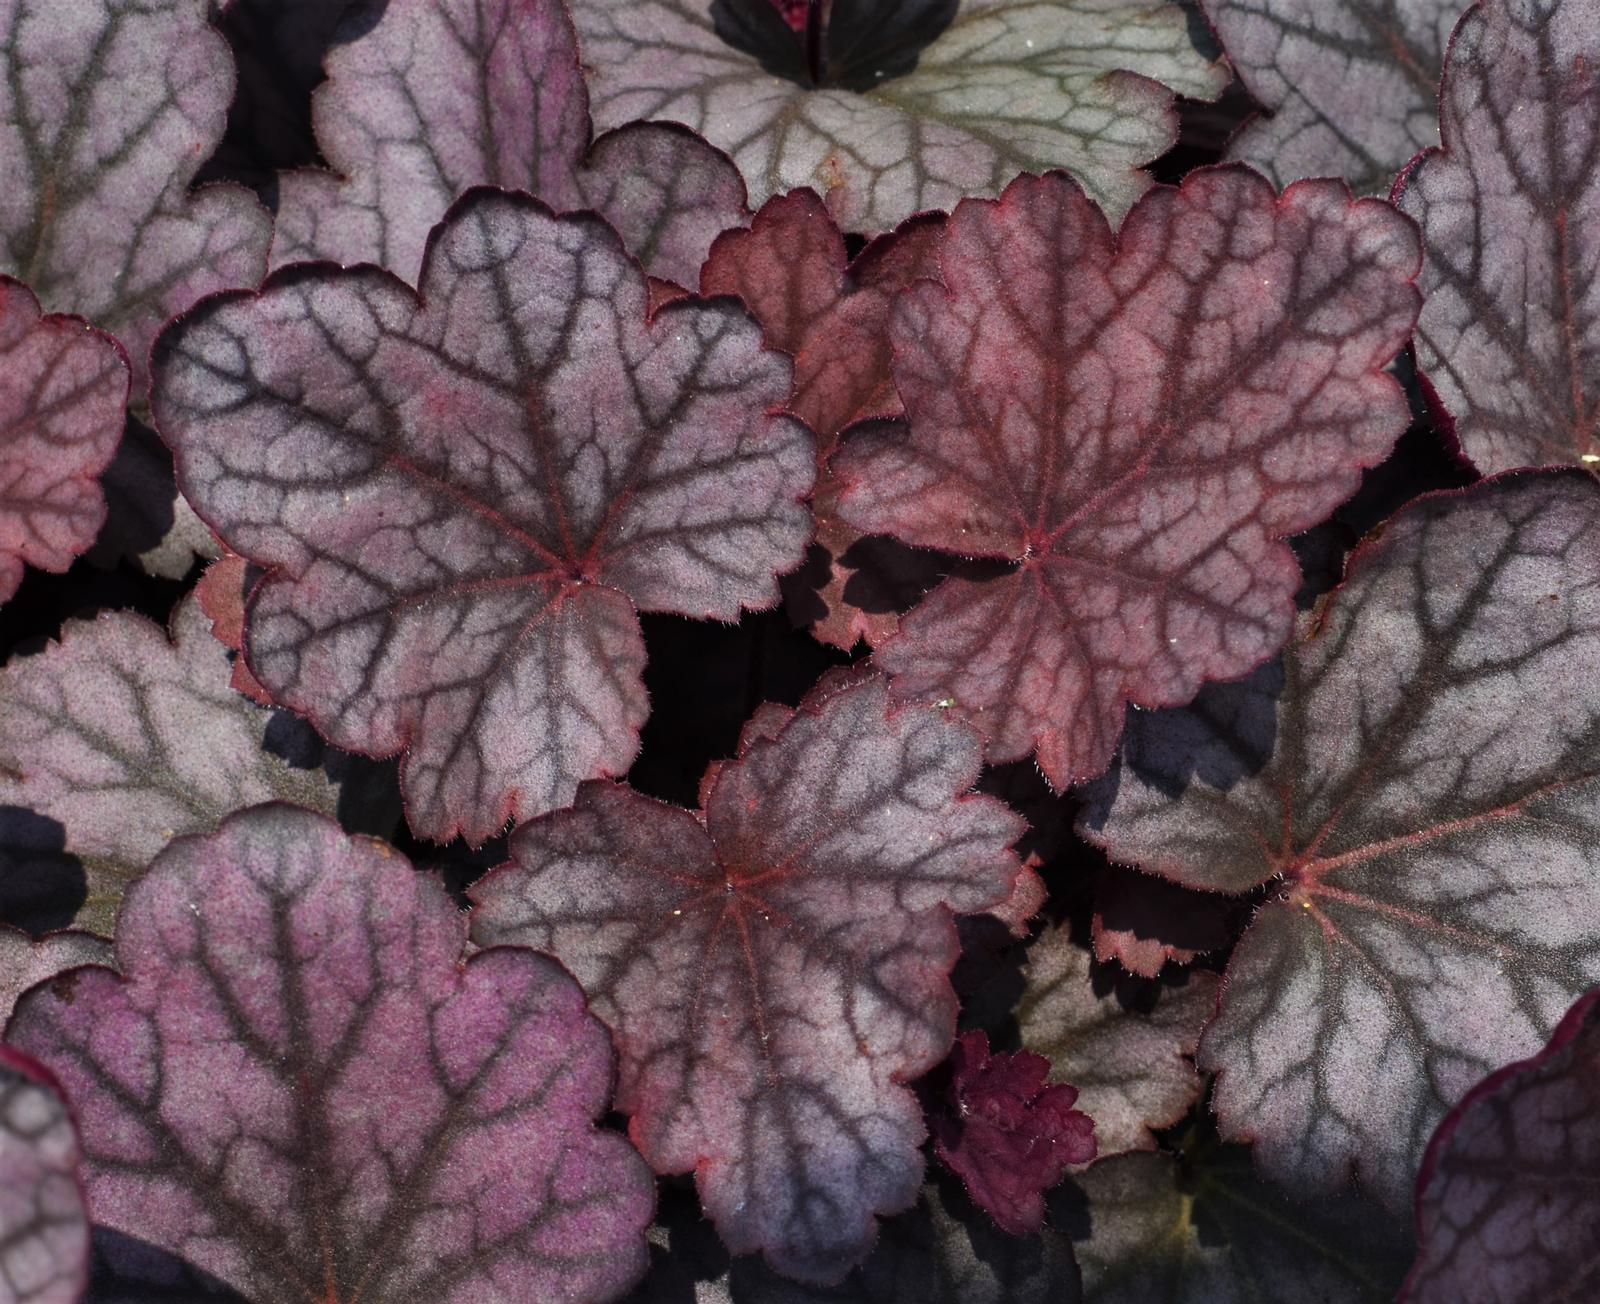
<box><xmin>0</xmin><ymin>0</ymin><xmax>271</xmax><ymax>395</ymax></box>
<box><xmin>0</xmin><ymin>278</ymin><xmax>128</xmax><ymax>607</ymax></box>
<box><xmin>1395</xmin><ymin>0</ymin><xmax>1599</xmax><ymax>472</ymax></box>
<box><xmin>5</xmin><ymin>803</ymin><xmax>655</xmax><ymax>1303</ymax></box>
<box><xmin>1203</xmin><ymin>0</ymin><xmax>1461</xmax><ymax>194</ymax></box>
<box><xmin>0</xmin><ymin>1044</ymin><xmax>88</xmax><ymax>1304</ymax></box>
<box><xmin>153</xmin><ymin>189</ymin><xmax>814</xmax><ymax>845</ymax></box>
<box><xmin>832</xmin><ymin>168</ymin><xmax>1420</xmax><ymax>788</ymax></box>
<box><xmin>1015</xmin><ymin>924</ymin><xmax>1216</xmax><ymax>1158</ymax></box>
<box><xmin>1078</xmin><ymin>471</ymin><xmax>1600</xmax><ymax>1207</ymax></box>
<box><xmin>567</xmin><ymin>0</ymin><xmax>1227</xmax><ymax>231</ymax></box>
<box><xmin>1090</xmin><ymin>867</ymin><xmax>1232</xmax><ymax>978</ymax></box>
<box><xmin>271</xmin><ymin>0</ymin><xmax>748</xmax><ymax>287</ymax></box>
<box><xmin>1401</xmin><ymin>986</ymin><xmax>1600</xmax><ymax>1303</ymax></box>
<box><xmin>470</xmin><ymin>673</ymin><xmax>1026</xmax><ymax>1282</ymax></box>
<box><xmin>0</xmin><ymin>594</ymin><xmax>388</xmax><ymax>936</ymax></box>
<box><xmin>931</xmin><ymin>1031</ymin><xmax>1096</xmax><ymax>1237</ymax></box>
<box><xmin>0</xmin><ymin>927</ymin><xmax>113</xmax><ymax>1026</ymax></box>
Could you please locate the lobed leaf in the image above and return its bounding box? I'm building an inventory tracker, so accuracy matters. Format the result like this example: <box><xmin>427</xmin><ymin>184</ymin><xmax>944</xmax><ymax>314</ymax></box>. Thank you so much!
<box><xmin>567</xmin><ymin>0</ymin><xmax>1227</xmax><ymax>231</ymax></box>
<box><xmin>0</xmin><ymin>278</ymin><xmax>128</xmax><ymax>606</ymax></box>
<box><xmin>0</xmin><ymin>0</ymin><xmax>271</xmax><ymax>395</ymax></box>
<box><xmin>1079</xmin><ymin>471</ymin><xmax>1600</xmax><ymax>1206</ymax></box>
<box><xmin>0</xmin><ymin>928</ymin><xmax>113</xmax><ymax>1026</ymax></box>
<box><xmin>0</xmin><ymin>594</ymin><xmax>388</xmax><ymax>936</ymax></box>
<box><xmin>1400</xmin><ymin>986</ymin><xmax>1600</xmax><ymax>1303</ymax></box>
<box><xmin>1204</xmin><ymin>0</ymin><xmax>1461</xmax><ymax>194</ymax></box>
<box><xmin>833</xmin><ymin>168</ymin><xmax>1420</xmax><ymax>788</ymax></box>
<box><xmin>1395</xmin><ymin>0</ymin><xmax>1600</xmax><ymax>472</ymax></box>
<box><xmin>153</xmin><ymin>189</ymin><xmax>814</xmax><ymax>844</ymax></box>
<box><xmin>0</xmin><ymin>1045</ymin><xmax>88</xmax><ymax>1304</ymax></box>
<box><xmin>470</xmin><ymin>673</ymin><xmax>1026</xmax><ymax>1282</ymax></box>
<box><xmin>5</xmin><ymin>803</ymin><xmax>655</xmax><ymax>1304</ymax></box>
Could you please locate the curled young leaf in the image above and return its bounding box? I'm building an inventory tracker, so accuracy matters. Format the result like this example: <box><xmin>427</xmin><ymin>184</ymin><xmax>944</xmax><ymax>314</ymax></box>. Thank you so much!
<box><xmin>154</xmin><ymin>189</ymin><xmax>814</xmax><ymax>845</ymax></box>
<box><xmin>0</xmin><ymin>0</ymin><xmax>271</xmax><ymax>394</ymax></box>
<box><xmin>0</xmin><ymin>278</ymin><xmax>128</xmax><ymax>606</ymax></box>
<box><xmin>5</xmin><ymin>803</ymin><xmax>655</xmax><ymax>1304</ymax></box>
<box><xmin>0</xmin><ymin>1045</ymin><xmax>88</xmax><ymax>1304</ymax></box>
<box><xmin>567</xmin><ymin>0</ymin><xmax>1227</xmax><ymax>231</ymax></box>
<box><xmin>1396</xmin><ymin>0</ymin><xmax>1600</xmax><ymax>472</ymax></box>
<box><xmin>470</xmin><ymin>673</ymin><xmax>1025</xmax><ymax>1283</ymax></box>
<box><xmin>1079</xmin><ymin>471</ymin><xmax>1600</xmax><ymax>1207</ymax></box>
<box><xmin>1401</xmin><ymin>987</ymin><xmax>1600</xmax><ymax>1303</ymax></box>
<box><xmin>833</xmin><ymin>168</ymin><xmax>1420</xmax><ymax>788</ymax></box>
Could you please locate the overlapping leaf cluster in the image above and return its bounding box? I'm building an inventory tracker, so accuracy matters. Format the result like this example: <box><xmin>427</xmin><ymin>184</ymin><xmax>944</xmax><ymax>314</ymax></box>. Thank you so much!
<box><xmin>2</xmin><ymin>0</ymin><xmax>1598</xmax><ymax>1300</ymax></box>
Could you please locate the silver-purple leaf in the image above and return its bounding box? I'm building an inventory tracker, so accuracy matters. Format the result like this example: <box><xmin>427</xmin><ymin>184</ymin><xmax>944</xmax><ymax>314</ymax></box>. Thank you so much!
<box><xmin>1204</xmin><ymin>0</ymin><xmax>1463</xmax><ymax>194</ymax></box>
<box><xmin>568</xmin><ymin>0</ymin><xmax>1227</xmax><ymax>231</ymax></box>
<box><xmin>0</xmin><ymin>594</ymin><xmax>386</xmax><ymax>936</ymax></box>
<box><xmin>154</xmin><ymin>189</ymin><xmax>813</xmax><ymax>845</ymax></box>
<box><xmin>1396</xmin><ymin>0</ymin><xmax>1600</xmax><ymax>471</ymax></box>
<box><xmin>0</xmin><ymin>928</ymin><xmax>113</xmax><ymax>1026</ymax></box>
<box><xmin>0</xmin><ymin>0</ymin><xmax>271</xmax><ymax>395</ymax></box>
<box><xmin>5</xmin><ymin>803</ymin><xmax>655</xmax><ymax>1304</ymax></box>
<box><xmin>0</xmin><ymin>1045</ymin><xmax>88</xmax><ymax>1304</ymax></box>
<box><xmin>1078</xmin><ymin>471</ymin><xmax>1600</xmax><ymax>1208</ymax></box>
<box><xmin>470</xmin><ymin>673</ymin><xmax>1026</xmax><ymax>1283</ymax></box>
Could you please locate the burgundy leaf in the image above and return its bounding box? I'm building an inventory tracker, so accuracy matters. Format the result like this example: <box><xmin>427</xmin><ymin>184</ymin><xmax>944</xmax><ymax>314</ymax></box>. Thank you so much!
<box><xmin>5</xmin><ymin>803</ymin><xmax>655</xmax><ymax>1303</ymax></box>
<box><xmin>0</xmin><ymin>278</ymin><xmax>128</xmax><ymax>607</ymax></box>
<box><xmin>1015</xmin><ymin>924</ymin><xmax>1216</xmax><ymax>1157</ymax></box>
<box><xmin>0</xmin><ymin>594</ymin><xmax>389</xmax><ymax>936</ymax></box>
<box><xmin>833</xmin><ymin>168</ymin><xmax>1420</xmax><ymax>788</ymax></box>
<box><xmin>1078</xmin><ymin>471</ymin><xmax>1600</xmax><ymax>1207</ymax></box>
<box><xmin>0</xmin><ymin>1045</ymin><xmax>88</xmax><ymax>1304</ymax></box>
<box><xmin>1204</xmin><ymin>0</ymin><xmax>1460</xmax><ymax>194</ymax></box>
<box><xmin>567</xmin><ymin>0</ymin><xmax>1226</xmax><ymax>231</ymax></box>
<box><xmin>1396</xmin><ymin>0</ymin><xmax>1599</xmax><ymax>472</ymax></box>
<box><xmin>1401</xmin><ymin>987</ymin><xmax>1600</xmax><ymax>1303</ymax></box>
<box><xmin>0</xmin><ymin>0</ymin><xmax>271</xmax><ymax>396</ymax></box>
<box><xmin>1090</xmin><ymin>866</ymin><xmax>1232</xmax><ymax>977</ymax></box>
<box><xmin>272</xmin><ymin>0</ymin><xmax>748</xmax><ymax>287</ymax></box>
<box><xmin>469</xmin><ymin>673</ymin><xmax>1026</xmax><ymax>1282</ymax></box>
<box><xmin>153</xmin><ymin>189</ymin><xmax>814</xmax><ymax>845</ymax></box>
<box><xmin>931</xmin><ymin>1030</ymin><xmax>1096</xmax><ymax>1237</ymax></box>
<box><xmin>0</xmin><ymin>928</ymin><xmax>113</xmax><ymax>1026</ymax></box>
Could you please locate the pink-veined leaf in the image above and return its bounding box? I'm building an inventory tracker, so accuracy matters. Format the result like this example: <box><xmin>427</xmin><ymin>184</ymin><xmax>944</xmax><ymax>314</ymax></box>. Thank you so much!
<box><xmin>4</xmin><ymin>803</ymin><xmax>655</xmax><ymax>1304</ymax></box>
<box><xmin>567</xmin><ymin>0</ymin><xmax>1227</xmax><ymax>231</ymax></box>
<box><xmin>0</xmin><ymin>593</ymin><xmax>394</xmax><ymax>936</ymax></box>
<box><xmin>930</xmin><ymin>1030</ymin><xmax>1096</xmax><ymax>1237</ymax></box>
<box><xmin>1015</xmin><ymin>924</ymin><xmax>1216</xmax><ymax>1158</ymax></box>
<box><xmin>1400</xmin><ymin>986</ymin><xmax>1600</xmax><ymax>1303</ymax></box>
<box><xmin>1077</xmin><ymin>471</ymin><xmax>1600</xmax><ymax>1208</ymax></box>
<box><xmin>0</xmin><ymin>0</ymin><xmax>271</xmax><ymax>396</ymax></box>
<box><xmin>0</xmin><ymin>1045</ymin><xmax>88</xmax><ymax>1304</ymax></box>
<box><xmin>1203</xmin><ymin>0</ymin><xmax>1462</xmax><ymax>194</ymax></box>
<box><xmin>152</xmin><ymin>188</ymin><xmax>814</xmax><ymax>845</ymax></box>
<box><xmin>0</xmin><ymin>928</ymin><xmax>113</xmax><ymax>1026</ymax></box>
<box><xmin>1090</xmin><ymin>866</ymin><xmax>1233</xmax><ymax>977</ymax></box>
<box><xmin>0</xmin><ymin>278</ymin><xmax>128</xmax><ymax>606</ymax></box>
<box><xmin>832</xmin><ymin>168</ymin><xmax>1420</xmax><ymax>788</ymax></box>
<box><xmin>1395</xmin><ymin>0</ymin><xmax>1600</xmax><ymax>471</ymax></box>
<box><xmin>272</xmin><ymin>0</ymin><xmax>749</xmax><ymax>287</ymax></box>
<box><xmin>469</xmin><ymin>673</ymin><xmax>1026</xmax><ymax>1283</ymax></box>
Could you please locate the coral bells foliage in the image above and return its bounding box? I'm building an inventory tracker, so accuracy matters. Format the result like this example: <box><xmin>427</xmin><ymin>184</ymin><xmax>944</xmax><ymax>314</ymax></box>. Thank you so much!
<box><xmin>4</xmin><ymin>0</ymin><xmax>1600</xmax><ymax>1298</ymax></box>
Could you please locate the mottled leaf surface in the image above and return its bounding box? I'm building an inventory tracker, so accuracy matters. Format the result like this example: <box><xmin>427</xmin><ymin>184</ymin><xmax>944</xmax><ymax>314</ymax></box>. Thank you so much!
<box><xmin>154</xmin><ymin>189</ymin><xmax>813</xmax><ymax>844</ymax></box>
<box><xmin>0</xmin><ymin>595</ymin><xmax>381</xmax><ymax>936</ymax></box>
<box><xmin>1014</xmin><ymin>925</ymin><xmax>1215</xmax><ymax>1157</ymax></box>
<box><xmin>1058</xmin><ymin>1143</ymin><xmax>1413</xmax><ymax>1303</ymax></box>
<box><xmin>1079</xmin><ymin>471</ymin><xmax>1600</xmax><ymax>1206</ymax></box>
<box><xmin>470</xmin><ymin>674</ymin><xmax>1025</xmax><ymax>1282</ymax></box>
<box><xmin>272</xmin><ymin>0</ymin><xmax>748</xmax><ymax>287</ymax></box>
<box><xmin>568</xmin><ymin>0</ymin><xmax>1227</xmax><ymax>231</ymax></box>
<box><xmin>1205</xmin><ymin>0</ymin><xmax>1461</xmax><ymax>193</ymax></box>
<box><xmin>1396</xmin><ymin>0</ymin><xmax>1600</xmax><ymax>471</ymax></box>
<box><xmin>0</xmin><ymin>1046</ymin><xmax>87</xmax><ymax>1304</ymax></box>
<box><xmin>0</xmin><ymin>927</ymin><xmax>113</xmax><ymax>1026</ymax></box>
<box><xmin>1402</xmin><ymin>987</ymin><xmax>1600</xmax><ymax>1303</ymax></box>
<box><xmin>0</xmin><ymin>0</ymin><xmax>271</xmax><ymax>394</ymax></box>
<box><xmin>0</xmin><ymin>278</ymin><xmax>128</xmax><ymax>606</ymax></box>
<box><xmin>833</xmin><ymin>169</ymin><xmax>1419</xmax><ymax>787</ymax></box>
<box><xmin>5</xmin><ymin>804</ymin><xmax>655</xmax><ymax>1304</ymax></box>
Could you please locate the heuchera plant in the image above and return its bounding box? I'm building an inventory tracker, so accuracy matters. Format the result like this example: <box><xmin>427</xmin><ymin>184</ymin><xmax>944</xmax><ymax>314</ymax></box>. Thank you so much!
<box><xmin>1</xmin><ymin>0</ymin><xmax>1597</xmax><ymax>1298</ymax></box>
